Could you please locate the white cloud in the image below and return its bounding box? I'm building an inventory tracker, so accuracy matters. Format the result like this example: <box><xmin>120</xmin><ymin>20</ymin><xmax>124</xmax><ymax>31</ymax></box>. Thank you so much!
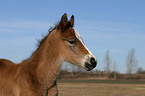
<box><xmin>76</xmin><ymin>19</ymin><xmax>145</xmax><ymax>33</ymax></box>
<box><xmin>0</xmin><ymin>20</ymin><xmax>53</xmax><ymax>62</ymax></box>
<box><xmin>0</xmin><ymin>21</ymin><xmax>52</xmax><ymax>34</ymax></box>
<box><xmin>0</xmin><ymin>21</ymin><xmax>51</xmax><ymax>28</ymax></box>
<box><xmin>75</xmin><ymin>19</ymin><xmax>145</xmax><ymax>42</ymax></box>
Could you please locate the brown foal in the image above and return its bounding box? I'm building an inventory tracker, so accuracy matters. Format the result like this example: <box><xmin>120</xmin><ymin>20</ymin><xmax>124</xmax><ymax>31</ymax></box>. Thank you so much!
<box><xmin>0</xmin><ymin>13</ymin><xmax>97</xmax><ymax>96</ymax></box>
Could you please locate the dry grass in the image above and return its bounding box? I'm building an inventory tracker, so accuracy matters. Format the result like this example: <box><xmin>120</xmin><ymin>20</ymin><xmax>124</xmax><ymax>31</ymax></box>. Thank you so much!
<box><xmin>58</xmin><ymin>80</ymin><xmax>145</xmax><ymax>96</ymax></box>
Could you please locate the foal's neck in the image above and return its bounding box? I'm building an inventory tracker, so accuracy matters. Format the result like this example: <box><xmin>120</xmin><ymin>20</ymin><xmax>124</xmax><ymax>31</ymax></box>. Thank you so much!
<box><xmin>28</xmin><ymin>30</ymin><xmax>63</xmax><ymax>87</ymax></box>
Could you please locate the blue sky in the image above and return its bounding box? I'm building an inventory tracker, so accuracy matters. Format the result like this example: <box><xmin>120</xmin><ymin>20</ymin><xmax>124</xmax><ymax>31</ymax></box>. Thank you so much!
<box><xmin>0</xmin><ymin>0</ymin><xmax>145</xmax><ymax>73</ymax></box>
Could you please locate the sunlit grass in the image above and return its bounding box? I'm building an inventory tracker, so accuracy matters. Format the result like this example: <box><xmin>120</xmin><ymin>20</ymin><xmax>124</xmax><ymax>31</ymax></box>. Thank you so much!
<box><xmin>58</xmin><ymin>80</ymin><xmax>145</xmax><ymax>96</ymax></box>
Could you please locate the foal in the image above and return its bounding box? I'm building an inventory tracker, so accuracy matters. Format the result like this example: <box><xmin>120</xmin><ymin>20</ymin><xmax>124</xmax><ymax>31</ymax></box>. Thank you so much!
<box><xmin>0</xmin><ymin>13</ymin><xmax>97</xmax><ymax>96</ymax></box>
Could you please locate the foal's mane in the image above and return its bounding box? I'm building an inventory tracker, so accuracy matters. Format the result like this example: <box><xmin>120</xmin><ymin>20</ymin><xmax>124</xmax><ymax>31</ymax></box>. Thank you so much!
<box><xmin>37</xmin><ymin>25</ymin><xmax>58</xmax><ymax>48</ymax></box>
<box><xmin>24</xmin><ymin>24</ymin><xmax>58</xmax><ymax>61</ymax></box>
<box><xmin>37</xmin><ymin>34</ymin><xmax>48</xmax><ymax>49</ymax></box>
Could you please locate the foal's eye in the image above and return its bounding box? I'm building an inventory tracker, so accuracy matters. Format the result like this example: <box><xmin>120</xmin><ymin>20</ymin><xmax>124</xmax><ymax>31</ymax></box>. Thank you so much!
<box><xmin>69</xmin><ymin>41</ymin><xmax>75</xmax><ymax>44</ymax></box>
<box><xmin>68</xmin><ymin>39</ymin><xmax>76</xmax><ymax>45</ymax></box>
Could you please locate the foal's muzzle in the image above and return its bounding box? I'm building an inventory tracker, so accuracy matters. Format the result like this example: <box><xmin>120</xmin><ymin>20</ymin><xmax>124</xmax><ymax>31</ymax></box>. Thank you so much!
<box><xmin>85</xmin><ymin>57</ymin><xmax>97</xmax><ymax>71</ymax></box>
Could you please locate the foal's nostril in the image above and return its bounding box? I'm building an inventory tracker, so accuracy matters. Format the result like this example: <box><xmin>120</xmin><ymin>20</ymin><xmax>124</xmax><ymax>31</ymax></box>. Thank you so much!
<box><xmin>85</xmin><ymin>57</ymin><xmax>97</xmax><ymax>71</ymax></box>
<box><xmin>90</xmin><ymin>57</ymin><xmax>97</xmax><ymax>68</ymax></box>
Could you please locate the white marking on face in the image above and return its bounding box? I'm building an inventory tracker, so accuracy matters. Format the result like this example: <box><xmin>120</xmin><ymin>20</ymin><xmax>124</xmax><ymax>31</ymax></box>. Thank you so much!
<box><xmin>74</xmin><ymin>30</ymin><xmax>94</xmax><ymax>57</ymax></box>
<box><xmin>74</xmin><ymin>30</ymin><xmax>97</xmax><ymax>68</ymax></box>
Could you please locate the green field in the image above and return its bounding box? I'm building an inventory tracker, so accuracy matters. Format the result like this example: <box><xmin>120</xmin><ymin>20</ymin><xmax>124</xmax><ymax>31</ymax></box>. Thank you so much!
<box><xmin>58</xmin><ymin>80</ymin><xmax>145</xmax><ymax>96</ymax></box>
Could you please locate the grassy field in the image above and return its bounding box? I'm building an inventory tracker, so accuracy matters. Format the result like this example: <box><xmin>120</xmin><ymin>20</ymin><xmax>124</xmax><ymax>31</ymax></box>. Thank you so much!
<box><xmin>58</xmin><ymin>80</ymin><xmax>145</xmax><ymax>96</ymax></box>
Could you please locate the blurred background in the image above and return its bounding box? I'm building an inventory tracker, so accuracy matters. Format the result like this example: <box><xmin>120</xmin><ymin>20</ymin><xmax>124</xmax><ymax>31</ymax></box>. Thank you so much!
<box><xmin>0</xmin><ymin>0</ymin><xmax>145</xmax><ymax>96</ymax></box>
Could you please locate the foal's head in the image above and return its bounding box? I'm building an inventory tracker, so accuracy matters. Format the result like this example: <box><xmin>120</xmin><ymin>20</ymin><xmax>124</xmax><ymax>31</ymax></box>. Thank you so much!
<box><xmin>49</xmin><ymin>13</ymin><xmax>97</xmax><ymax>71</ymax></box>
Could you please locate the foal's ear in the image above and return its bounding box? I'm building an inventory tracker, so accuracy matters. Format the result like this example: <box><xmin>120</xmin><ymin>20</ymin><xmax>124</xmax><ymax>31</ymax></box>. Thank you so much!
<box><xmin>57</xmin><ymin>13</ymin><xmax>68</xmax><ymax>31</ymax></box>
<box><xmin>67</xmin><ymin>15</ymin><xmax>74</xmax><ymax>27</ymax></box>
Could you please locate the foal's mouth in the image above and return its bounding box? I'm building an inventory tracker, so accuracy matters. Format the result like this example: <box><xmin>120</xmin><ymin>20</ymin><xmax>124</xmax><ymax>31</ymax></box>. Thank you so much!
<box><xmin>85</xmin><ymin>57</ymin><xmax>97</xmax><ymax>71</ymax></box>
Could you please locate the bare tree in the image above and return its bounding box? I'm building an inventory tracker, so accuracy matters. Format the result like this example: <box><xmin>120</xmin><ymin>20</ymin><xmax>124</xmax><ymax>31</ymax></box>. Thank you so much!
<box><xmin>113</xmin><ymin>61</ymin><xmax>117</xmax><ymax>80</ymax></box>
<box><xmin>104</xmin><ymin>50</ymin><xmax>111</xmax><ymax>74</ymax></box>
<box><xmin>126</xmin><ymin>49</ymin><xmax>138</xmax><ymax>76</ymax></box>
